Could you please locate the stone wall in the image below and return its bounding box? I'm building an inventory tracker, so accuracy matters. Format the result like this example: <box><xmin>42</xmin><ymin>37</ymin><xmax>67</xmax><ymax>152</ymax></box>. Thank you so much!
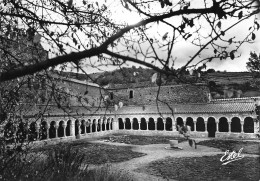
<box><xmin>109</xmin><ymin>84</ymin><xmax>210</xmax><ymax>106</ymax></box>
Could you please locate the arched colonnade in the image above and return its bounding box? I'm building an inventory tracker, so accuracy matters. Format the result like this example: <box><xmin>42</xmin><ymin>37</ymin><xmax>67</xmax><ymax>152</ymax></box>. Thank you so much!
<box><xmin>4</xmin><ymin>117</ymin><xmax>114</xmax><ymax>142</ymax></box>
<box><xmin>117</xmin><ymin>115</ymin><xmax>256</xmax><ymax>137</ymax></box>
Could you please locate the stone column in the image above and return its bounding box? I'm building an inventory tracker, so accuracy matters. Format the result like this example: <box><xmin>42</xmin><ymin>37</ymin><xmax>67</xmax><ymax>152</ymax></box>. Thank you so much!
<box><xmin>163</xmin><ymin>120</ymin><xmax>166</xmax><ymax>131</ymax></box>
<box><xmin>254</xmin><ymin>120</ymin><xmax>258</xmax><ymax>133</ymax></box>
<box><xmin>55</xmin><ymin>124</ymin><xmax>58</xmax><ymax>138</ymax></box>
<box><xmin>146</xmin><ymin>121</ymin><xmax>149</xmax><ymax>131</ymax></box>
<box><xmin>104</xmin><ymin>120</ymin><xmax>107</xmax><ymax>131</ymax></box>
<box><xmin>172</xmin><ymin>117</ymin><xmax>176</xmax><ymax>132</ymax></box>
<box><xmin>70</xmin><ymin>121</ymin><xmax>75</xmax><ymax>137</ymax></box>
<box><xmin>95</xmin><ymin>123</ymin><xmax>98</xmax><ymax>132</ymax></box>
<box><xmin>78</xmin><ymin>122</ymin><xmax>81</xmax><ymax>135</ymax></box>
<box><xmin>25</xmin><ymin>124</ymin><xmax>29</xmax><ymax>141</ymax></box>
<box><xmin>46</xmin><ymin>124</ymin><xmax>50</xmax><ymax>139</ymax></box>
<box><xmin>130</xmin><ymin>120</ymin><xmax>133</xmax><ymax>130</ymax></box>
<box><xmin>35</xmin><ymin>124</ymin><xmax>39</xmax><ymax>141</ymax></box>
<box><xmin>84</xmin><ymin>122</ymin><xmax>87</xmax><ymax>135</ymax></box>
<box><xmin>241</xmin><ymin>121</ymin><xmax>244</xmax><ymax>133</ymax></box>
<box><xmin>90</xmin><ymin>123</ymin><xmax>92</xmax><ymax>133</ymax></box>
<box><xmin>100</xmin><ymin>122</ymin><xmax>102</xmax><ymax>132</ymax></box>
<box><xmin>228</xmin><ymin>122</ymin><xmax>231</xmax><ymax>133</ymax></box>
<box><xmin>193</xmin><ymin>121</ymin><xmax>197</xmax><ymax>132</ymax></box>
<box><xmin>13</xmin><ymin>125</ymin><xmax>18</xmax><ymax>144</ymax></box>
<box><xmin>123</xmin><ymin>120</ymin><xmax>125</xmax><ymax>130</ymax></box>
<box><xmin>138</xmin><ymin>120</ymin><xmax>141</xmax><ymax>130</ymax></box>
<box><xmin>62</xmin><ymin>123</ymin><xmax>67</xmax><ymax>137</ymax></box>
<box><xmin>155</xmin><ymin>120</ymin><xmax>158</xmax><ymax>130</ymax></box>
<box><xmin>216</xmin><ymin>121</ymin><xmax>219</xmax><ymax>133</ymax></box>
<box><xmin>112</xmin><ymin>117</ymin><xmax>119</xmax><ymax>130</ymax></box>
<box><xmin>204</xmin><ymin>121</ymin><xmax>207</xmax><ymax>132</ymax></box>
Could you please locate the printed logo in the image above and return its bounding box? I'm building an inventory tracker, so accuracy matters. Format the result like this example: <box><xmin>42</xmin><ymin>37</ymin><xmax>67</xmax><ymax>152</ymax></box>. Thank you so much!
<box><xmin>220</xmin><ymin>148</ymin><xmax>244</xmax><ymax>165</ymax></box>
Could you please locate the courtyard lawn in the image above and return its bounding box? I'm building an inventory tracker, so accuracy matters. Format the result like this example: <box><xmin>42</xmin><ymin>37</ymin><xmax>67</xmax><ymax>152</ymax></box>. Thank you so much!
<box><xmin>197</xmin><ymin>139</ymin><xmax>260</xmax><ymax>155</ymax></box>
<box><xmin>137</xmin><ymin>155</ymin><xmax>260</xmax><ymax>181</ymax></box>
<box><xmin>100</xmin><ymin>134</ymin><xmax>187</xmax><ymax>145</ymax></box>
<box><xmin>33</xmin><ymin>139</ymin><xmax>146</xmax><ymax>165</ymax></box>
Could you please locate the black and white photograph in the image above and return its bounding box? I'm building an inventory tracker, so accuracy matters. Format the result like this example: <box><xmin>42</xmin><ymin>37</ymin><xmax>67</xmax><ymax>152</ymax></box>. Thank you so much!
<box><xmin>0</xmin><ymin>0</ymin><xmax>260</xmax><ymax>180</ymax></box>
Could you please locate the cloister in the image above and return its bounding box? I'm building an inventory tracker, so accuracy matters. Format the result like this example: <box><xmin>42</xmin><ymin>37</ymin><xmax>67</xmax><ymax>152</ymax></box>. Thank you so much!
<box><xmin>117</xmin><ymin>115</ymin><xmax>256</xmax><ymax>138</ymax></box>
<box><xmin>2</xmin><ymin>97</ymin><xmax>260</xmax><ymax>144</ymax></box>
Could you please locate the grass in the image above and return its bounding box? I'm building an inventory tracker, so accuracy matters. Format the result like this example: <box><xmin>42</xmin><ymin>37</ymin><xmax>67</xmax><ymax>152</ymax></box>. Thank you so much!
<box><xmin>197</xmin><ymin>139</ymin><xmax>260</xmax><ymax>155</ymax></box>
<box><xmin>99</xmin><ymin>134</ymin><xmax>187</xmax><ymax>145</ymax></box>
<box><xmin>33</xmin><ymin>140</ymin><xmax>146</xmax><ymax>165</ymax></box>
<box><xmin>138</xmin><ymin>155</ymin><xmax>260</xmax><ymax>181</ymax></box>
<box><xmin>1</xmin><ymin>139</ymin><xmax>141</xmax><ymax>181</ymax></box>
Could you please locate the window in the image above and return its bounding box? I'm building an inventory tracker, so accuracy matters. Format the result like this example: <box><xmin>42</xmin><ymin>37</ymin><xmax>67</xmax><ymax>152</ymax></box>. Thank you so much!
<box><xmin>129</xmin><ymin>90</ymin><xmax>134</xmax><ymax>99</ymax></box>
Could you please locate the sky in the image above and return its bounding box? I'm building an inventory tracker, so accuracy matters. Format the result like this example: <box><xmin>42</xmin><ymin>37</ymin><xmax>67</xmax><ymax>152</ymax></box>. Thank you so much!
<box><xmin>46</xmin><ymin>0</ymin><xmax>260</xmax><ymax>74</ymax></box>
<box><xmin>107</xmin><ymin>0</ymin><xmax>260</xmax><ymax>72</ymax></box>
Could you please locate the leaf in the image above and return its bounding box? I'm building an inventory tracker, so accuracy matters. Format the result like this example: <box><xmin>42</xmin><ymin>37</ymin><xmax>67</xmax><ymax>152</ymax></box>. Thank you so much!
<box><xmin>217</xmin><ymin>21</ymin><xmax>221</xmax><ymax>29</ymax></box>
<box><xmin>228</xmin><ymin>38</ymin><xmax>232</xmax><ymax>44</ymax></box>
<box><xmin>221</xmin><ymin>31</ymin><xmax>225</xmax><ymax>36</ymax></box>
<box><xmin>150</xmin><ymin>38</ymin><xmax>153</xmax><ymax>43</ymax></box>
<box><xmin>255</xmin><ymin>21</ymin><xmax>260</xmax><ymax>30</ymax></box>
<box><xmin>238</xmin><ymin>11</ymin><xmax>243</xmax><ymax>19</ymax></box>
<box><xmin>230</xmin><ymin>51</ymin><xmax>235</xmax><ymax>60</ymax></box>
<box><xmin>151</xmin><ymin>73</ymin><xmax>157</xmax><ymax>83</ymax></box>
<box><xmin>160</xmin><ymin>0</ymin><xmax>165</xmax><ymax>8</ymax></box>
<box><xmin>252</xmin><ymin>33</ymin><xmax>256</xmax><ymax>40</ymax></box>
<box><xmin>214</xmin><ymin>49</ymin><xmax>217</xmax><ymax>54</ymax></box>
<box><xmin>162</xmin><ymin>32</ymin><xmax>168</xmax><ymax>40</ymax></box>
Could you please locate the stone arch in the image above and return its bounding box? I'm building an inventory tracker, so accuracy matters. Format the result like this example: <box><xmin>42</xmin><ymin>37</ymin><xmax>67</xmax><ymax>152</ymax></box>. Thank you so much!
<box><xmin>219</xmin><ymin>117</ymin><xmax>228</xmax><ymax>132</ymax></box>
<box><xmin>106</xmin><ymin>119</ymin><xmax>110</xmax><ymax>131</ymax></box>
<box><xmin>118</xmin><ymin>118</ymin><xmax>124</xmax><ymax>130</ymax></box>
<box><xmin>176</xmin><ymin>117</ymin><xmax>184</xmax><ymax>131</ymax></box>
<box><xmin>166</xmin><ymin>117</ymin><xmax>172</xmax><ymax>131</ymax></box>
<box><xmin>4</xmin><ymin>121</ymin><xmax>15</xmax><ymax>144</ymax></box>
<box><xmin>231</xmin><ymin>117</ymin><xmax>241</xmax><ymax>133</ymax></box>
<box><xmin>86</xmin><ymin>119</ymin><xmax>91</xmax><ymax>133</ymax></box>
<box><xmin>102</xmin><ymin>118</ymin><xmax>106</xmax><ymax>131</ymax></box>
<box><xmin>186</xmin><ymin>117</ymin><xmax>194</xmax><ymax>131</ymax></box>
<box><xmin>196</xmin><ymin>117</ymin><xmax>205</xmax><ymax>132</ymax></box>
<box><xmin>110</xmin><ymin>118</ymin><xmax>113</xmax><ymax>130</ymax></box>
<box><xmin>29</xmin><ymin>122</ymin><xmax>37</xmax><ymax>141</ymax></box>
<box><xmin>148</xmin><ymin>118</ymin><xmax>155</xmax><ymax>130</ymax></box>
<box><xmin>81</xmin><ymin>120</ymin><xmax>86</xmax><ymax>134</ymax></box>
<box><xmin>133</xmin><ymin>118</ymin><xmax>139</xmax><ymax>130</ymax></box>
<box><xmin>75</xmin><ymin>120</ymin><xmax>80</xmax><ymax>135</ymax></box>
<box><xmin>49</xmin><ymin>121</ymin><xmax>56</xmax><ymax>139</ymax></box>
<box><xmin>92</xmin><ymin>119</ymin><xmax>96</xmax><ymax>132</ymax></box>
<box><xmin>16</xmin><ymin>121</ymin><xmax>27</xmax><ymax>143</ymax></box>
<box><xmin>157</xmin><ymin>118</ymin><xmax>164</xmax><ymax>131</ymax></box>
<box><xmin>40</xmin><ymin>121</ymin><xmax>48</xmax><ymax>140</ymax></box>
<box><xmin>97</xmin><ymin>119</ymin><xmax>101</xmax><ymax>132</ymax></box>
<box><xmin>140</xmin><ymin>118</ymin><xmax>147</xmax><ymax>130</ymax></box>
<box><xmin>125</xmin><ymin>118</ymin><xmax>131</xmax><ymax>130</ymax></box>
<box><xmin>66</xmin><ymin>120</ymin><xmax>71</xmax><ymax>136</ymax></box>
<box><xmin>244</xmin><ymin>117</ymin><xmax>254</xmax><ymax>133</ymax></box>
<box><xmin>58</xmin><ymin>121</ymin><xmax>65</xmax><ymax>137</ymax></box>
<box><xmin>207</xmin><ymin>117</ymin><xmax>216</xmax><ymax>137</ymax></box>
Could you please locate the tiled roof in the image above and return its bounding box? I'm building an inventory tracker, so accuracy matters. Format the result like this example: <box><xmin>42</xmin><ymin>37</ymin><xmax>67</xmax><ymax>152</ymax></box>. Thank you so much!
<box><xmin>22</xmin><ymin>101</ymin><xmax>256</xmax><ymax>118</ymax></box>
<box><xmin>116</xmin><ymin>102</ymin><xmax>256</xmax><ymax>114</ymax></box>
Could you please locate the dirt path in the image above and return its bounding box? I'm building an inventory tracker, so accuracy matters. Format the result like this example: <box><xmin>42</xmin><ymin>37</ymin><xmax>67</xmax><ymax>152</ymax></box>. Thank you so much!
<box><xmin>88</xmin><ymin>140</ymin><xmax>219</xmax><ymax>181</ymax></box>
<box><xmin>88</xmin><ymin>140</ymin><xmax>259</xmax><ymax>181</ymax></box>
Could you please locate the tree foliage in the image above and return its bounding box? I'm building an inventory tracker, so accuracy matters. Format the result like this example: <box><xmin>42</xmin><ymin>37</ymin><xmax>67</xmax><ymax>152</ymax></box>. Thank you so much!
<box><xmin>0</xmin><ymin>0</ymin><xmax>259</xmax><ymax>82</ymax></box>
<box><xmin>246</xmin><ymin>51</ymin><xmax>260</xmax><ymax>73</ymax></box>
